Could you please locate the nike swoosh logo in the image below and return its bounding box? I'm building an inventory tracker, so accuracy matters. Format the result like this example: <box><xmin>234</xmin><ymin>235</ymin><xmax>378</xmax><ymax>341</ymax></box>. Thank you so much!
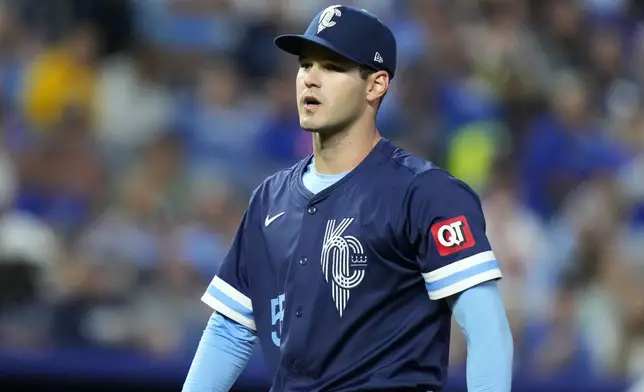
<box><xmin>265</xmin><ymin>212</ymin><xmax>285</xmax><ymax>227</ymax></box>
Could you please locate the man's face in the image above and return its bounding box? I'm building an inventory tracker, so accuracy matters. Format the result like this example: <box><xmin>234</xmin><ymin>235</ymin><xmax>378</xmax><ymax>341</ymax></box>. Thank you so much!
<box><xmin>296</xmin><ymin>44</ymin><xmax>368</xmax><ymax>134</ymax></box>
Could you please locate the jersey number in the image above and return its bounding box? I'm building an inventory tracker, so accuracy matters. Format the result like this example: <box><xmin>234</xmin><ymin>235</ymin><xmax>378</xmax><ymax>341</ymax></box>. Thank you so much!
<box><xmin>271</xmin><ymin>293</ymin><xmax>285</xmax><ymax>347</ymax></box>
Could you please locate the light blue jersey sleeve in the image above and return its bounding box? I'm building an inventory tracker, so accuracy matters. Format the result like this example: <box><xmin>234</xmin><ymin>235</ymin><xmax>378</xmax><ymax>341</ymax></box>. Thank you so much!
<box><xmin>182</xmin><ymin>311</ymin><xmax>257</xmax><ymax>392</ymax></box>
<box><xmin>447</xmin><ymin>281</ymin><xmax>514</xmax><ymax>392</ymax></box>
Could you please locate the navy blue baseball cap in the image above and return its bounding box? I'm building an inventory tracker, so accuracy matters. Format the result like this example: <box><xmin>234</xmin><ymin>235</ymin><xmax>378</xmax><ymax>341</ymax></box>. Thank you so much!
<box><xmin>274</xmin><ymin>5</ymin><xmax>397</xmax><ymax>79</ymax></box>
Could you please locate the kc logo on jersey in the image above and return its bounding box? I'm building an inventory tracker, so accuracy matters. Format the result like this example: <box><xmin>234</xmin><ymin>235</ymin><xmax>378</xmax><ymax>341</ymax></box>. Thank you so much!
<box><xmin>321</xmin><ymin>218</ymin><xmax>367</xmax><ymax>317</ymax></box>
<box><xmin>431</xmin><ymin>215</ymin><xmax>475</xmax><ymax>256</ymax></box>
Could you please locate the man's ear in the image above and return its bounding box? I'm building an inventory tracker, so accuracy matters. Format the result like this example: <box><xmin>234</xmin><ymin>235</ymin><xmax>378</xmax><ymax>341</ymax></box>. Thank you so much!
<box><xmin>366</xmin><ymin>70</ymin><xmax>389</xmax><ymax>104</ymax></box>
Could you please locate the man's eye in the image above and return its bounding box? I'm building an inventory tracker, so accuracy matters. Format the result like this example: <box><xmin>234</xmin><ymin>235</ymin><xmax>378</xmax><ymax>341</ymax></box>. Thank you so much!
<box><xmin>300</xmin><ymin>62</ymin><xmax>312</xmax><ymax>69</ymax></box>
<box><xmin>325</xmin><ymin>64</ymin><xmax>344</xmax><ymax>72</ymax></box>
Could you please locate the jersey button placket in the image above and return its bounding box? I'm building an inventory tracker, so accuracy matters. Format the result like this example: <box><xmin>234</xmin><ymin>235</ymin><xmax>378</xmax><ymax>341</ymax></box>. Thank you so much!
<box><xmin>288</xmin><ymin>202</ymin><xmax>319</xmax><ymax>379</ymax></box>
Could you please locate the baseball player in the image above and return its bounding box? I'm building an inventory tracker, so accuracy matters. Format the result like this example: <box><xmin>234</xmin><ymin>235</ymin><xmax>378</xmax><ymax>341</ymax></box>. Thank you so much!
<box><xmin>183</xmin><ymin>5</ymin><xmax>513</xmax><ymax>392</ymax></box>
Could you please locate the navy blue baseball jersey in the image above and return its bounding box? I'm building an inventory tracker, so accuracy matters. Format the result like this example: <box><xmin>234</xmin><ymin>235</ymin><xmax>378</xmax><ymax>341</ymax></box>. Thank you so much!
<box><xmin>201</xmin><ymin>139</ymin><xmax>502</xmax><ymax>392</ymax></box>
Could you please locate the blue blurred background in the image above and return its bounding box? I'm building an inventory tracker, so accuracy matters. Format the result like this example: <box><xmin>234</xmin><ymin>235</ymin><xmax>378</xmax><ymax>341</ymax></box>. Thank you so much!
<box><xmin>0</xmin><ymin>0</ymin><xmax>641</xmax><ymax>391</ymax></box>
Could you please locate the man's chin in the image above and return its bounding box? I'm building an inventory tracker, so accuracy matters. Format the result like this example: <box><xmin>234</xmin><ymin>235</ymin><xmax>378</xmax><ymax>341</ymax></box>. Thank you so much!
<box><xmin>299</xmin><ymin>120</ymin><xmax>322</xmax><ymax>133</ymax></box>
<box><xmin>299</xmin><ymin>120</ymin><xmax>347</xmax><ymax>136</ymax></box>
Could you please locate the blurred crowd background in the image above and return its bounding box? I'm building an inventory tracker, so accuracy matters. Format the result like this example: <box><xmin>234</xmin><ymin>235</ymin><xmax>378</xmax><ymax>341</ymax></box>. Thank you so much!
<box><xmin>0</xmin><ymin>0</ymin><xmax>641</xmax><ymax>390</ymax></box>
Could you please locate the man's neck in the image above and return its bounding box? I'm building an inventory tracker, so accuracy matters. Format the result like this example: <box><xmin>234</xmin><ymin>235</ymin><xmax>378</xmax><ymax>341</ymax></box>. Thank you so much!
<box><xmin>312</xmin><ymin>120</ymin><xmax>381</xmax><ymax>175</ymax></box>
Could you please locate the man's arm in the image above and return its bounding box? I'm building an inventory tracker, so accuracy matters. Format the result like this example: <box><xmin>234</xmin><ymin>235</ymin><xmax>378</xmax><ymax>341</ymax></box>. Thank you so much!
<box><xmin>185</xmin><ymin>186</ymin><xmax>262</xmax><ymax>391</ymax></box>
<box><xmin>404</xmin><ymin>170</ymin><xmax>513</xmax><ymax>390</ymax></box>
<box><xmin>447</xmin><ymin>281</ymin><xmax>513</xmax><ymax>392</ymax></box>
<box><xmin>182</xmin><ymin>312</ymin><xmax>257</xmax><ymax>392</ymax></box>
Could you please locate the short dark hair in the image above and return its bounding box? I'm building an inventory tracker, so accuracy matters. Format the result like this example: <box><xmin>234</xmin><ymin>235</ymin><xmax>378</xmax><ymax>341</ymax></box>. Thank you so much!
<box><xmin>358</xmin><ymin>65</ymin><xmax>375</xmax><ymax>80</ymax></box>
<box><xmin>358</xmin><ymin>65</ymin><xmax>387</xmax><ymax>110</ymax></box>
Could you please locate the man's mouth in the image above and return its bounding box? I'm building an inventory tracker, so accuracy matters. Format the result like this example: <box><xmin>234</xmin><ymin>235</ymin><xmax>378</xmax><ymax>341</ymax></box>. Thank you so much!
<box><xmin>303</xmin><ymin>96</ymin><xmax>321</xmax><ymax>110</ymax></box>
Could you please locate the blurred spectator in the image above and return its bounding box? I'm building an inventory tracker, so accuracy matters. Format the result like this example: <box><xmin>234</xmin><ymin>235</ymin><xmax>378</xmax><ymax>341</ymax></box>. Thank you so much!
<box><xmin>77</xmin><ymin>136</ymin><xmax>179</xmax><ymax>272</ymax></box>
<box><xmin>170</xmin><ymin>179</ymin><xmax>241</xmax><ymax>277</ymax></box>
<box><xmin>520</xmin><ymin>71</ymin><xmax>625</xmax><ymax>221</ymax></box>
<box><xmin>255</xmin><ymin>64</ymin><xmax>311</xmax><ymax>172</ymax></box>
<box><xmin>95</xmin><ymin>43</ymin><xmax>172</xmax><ymax>159</ymax></box>
<box><xmin>616</xmin><ymin>108</ymin><xmax>644</xmax><ymax>229</ymax></box>
<box><xmin>537</xmin><ymin>0</ymin><xmax>587</xmax><ymax>69</ymax></box>
<box><xmin>174</xmin><ymin>56</ymin><xmax>269</xmax><ymax>188</ymax></box>
<box><xmin>482</xmin><ymin>160</ymin><xmax>548</xmax><ymax>323</ymax></box>
<box><xmin>516</xmin><ymin>276</ymin><xmax>594</xmax><ymax>380</ymax></box>
<box><xmin>11</xmin><ymin>126</ymin><xmax>103</xmax><ymax>238</ymax></box>
<box><xmin>21</xmin><ymin>22</ymin><xmax>99</xmax><ymax>131</ymax></box>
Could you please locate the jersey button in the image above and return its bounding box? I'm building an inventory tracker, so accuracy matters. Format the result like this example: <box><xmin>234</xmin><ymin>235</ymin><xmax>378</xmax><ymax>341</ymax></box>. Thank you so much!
<box><xmin>299</xmin><ymin>256</ymin><xmax>307</xmax><ymax>266</ymax></box>
<box><xmin>296</xmin><ymin>308</ymin><xmax>303</xmax><ymax>317</ymax></box>
<box><xmin>291</xmin><ymin>359</ymin><xmax>300</xmax><ymax>370</ymax></box>
<box><xmin>307</xmin><ymin>206</ymin><xmax>317</xmax><ymax>215</ymax></box>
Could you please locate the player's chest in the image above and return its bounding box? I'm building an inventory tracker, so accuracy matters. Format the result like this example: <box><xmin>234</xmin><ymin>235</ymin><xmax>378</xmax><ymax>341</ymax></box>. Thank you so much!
<box><xmin>260</xmin><ymin>190</ymin><xmax>411</xmax><ymax>278</ymax></box>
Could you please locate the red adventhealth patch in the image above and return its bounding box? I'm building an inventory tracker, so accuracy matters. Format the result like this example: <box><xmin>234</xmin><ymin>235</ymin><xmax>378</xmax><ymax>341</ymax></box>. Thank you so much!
<box><xmin>430</xmin><ymin>215</ymin><xmax>475</xmax><ymax>256</ymax></box>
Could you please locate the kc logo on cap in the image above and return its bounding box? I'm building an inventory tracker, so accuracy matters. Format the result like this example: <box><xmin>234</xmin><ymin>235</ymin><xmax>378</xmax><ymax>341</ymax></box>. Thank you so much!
<box><xmin>317</xmin><ymin>5</ymin><xmax>342</xmax><ymax>34</ymax></box>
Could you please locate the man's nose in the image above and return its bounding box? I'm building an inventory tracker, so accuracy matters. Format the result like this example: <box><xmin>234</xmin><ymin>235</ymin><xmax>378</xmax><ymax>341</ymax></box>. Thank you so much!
<box><xmin>304</xmin><ymin>65</ymin><xmax>321</xmax><ymax>88</ymax></box>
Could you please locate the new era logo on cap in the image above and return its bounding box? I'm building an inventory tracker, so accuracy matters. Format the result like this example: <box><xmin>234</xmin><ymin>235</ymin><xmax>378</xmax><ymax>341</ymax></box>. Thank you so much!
<box><xmin>274</xmin><ymin>5</ymin><xmax>397</xmax><ymax>79</ymax></box>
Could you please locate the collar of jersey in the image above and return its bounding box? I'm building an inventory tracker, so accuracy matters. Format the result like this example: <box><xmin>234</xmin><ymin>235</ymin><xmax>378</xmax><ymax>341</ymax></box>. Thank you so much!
<box><xmin>293</xmin><ymin>137</ymin><xmax>396</xmax><ymax>202</ymax></box>
<box><xmin>308</xmin><ymin>157</ymin><xmax>349</xmax><ymax>182</ymax></box>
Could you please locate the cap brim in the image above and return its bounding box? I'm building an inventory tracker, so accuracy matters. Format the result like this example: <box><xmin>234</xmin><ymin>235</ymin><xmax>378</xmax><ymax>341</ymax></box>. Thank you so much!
<box><xmin>274</xmin><ymin>34</ymin><xmax>364</xmax><ymax>66</ymax></box>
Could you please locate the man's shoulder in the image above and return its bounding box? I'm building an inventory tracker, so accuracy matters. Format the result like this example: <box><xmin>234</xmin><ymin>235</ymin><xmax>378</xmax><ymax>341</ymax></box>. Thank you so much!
<box><xmin>386</xmin><ymin>144</ymin><xmax>449</xmax><ymax>184</ymax></box>
<box><xmin>249</xmin><ymin>156</ymin><xmax>309</xmax><ymax>204</ymax></box>
<box><xmin>385</xmin><ymin>144</ymin><xmax>477</xmax><ymax>199</ymax></box>
<box><xmin>388</xmin><ymin>146</ymin><xmax>437</xmax><ymax>176</ymax></box>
